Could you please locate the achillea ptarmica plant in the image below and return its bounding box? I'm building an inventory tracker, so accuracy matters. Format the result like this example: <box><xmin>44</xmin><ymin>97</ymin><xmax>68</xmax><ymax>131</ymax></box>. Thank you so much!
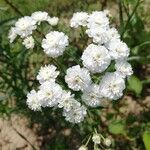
<box><xmin>9</xmin><ymin>10</ymin><xmax>133</xmax><ymax>124</ymax></box>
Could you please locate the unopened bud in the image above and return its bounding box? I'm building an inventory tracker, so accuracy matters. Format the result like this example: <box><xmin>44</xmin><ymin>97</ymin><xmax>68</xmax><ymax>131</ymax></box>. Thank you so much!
<box><xmin>92</xmin><ymin>134</ymin><xmax>101</xmax><ymax>144</ymax></box>
<box><xmin>104</xmin><ymin>138</ymin><xmax>111</xmax><ymax>147</ymax></box>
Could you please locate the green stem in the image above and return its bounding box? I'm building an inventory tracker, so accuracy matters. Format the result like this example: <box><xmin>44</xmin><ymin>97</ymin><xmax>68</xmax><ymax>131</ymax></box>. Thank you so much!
<box><xmin>85</xmin><ymin>135</ymin><xmax>91</xmax><ymax>146</ymax></box>
<box><xmin>121</xmin><ymin>0</ymin><xmax>141</xmax><ymax>38</ymax></box>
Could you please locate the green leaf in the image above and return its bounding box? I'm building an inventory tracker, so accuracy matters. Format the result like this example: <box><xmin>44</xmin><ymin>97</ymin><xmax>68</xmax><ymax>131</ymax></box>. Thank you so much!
<box><xmin>108</xmin><ymin>120</ymin><xmax>126</xmax><ymax>135</ymax></box>
<box><xmin>127</xmin><ymin>75</ymin><xmax>143</xmax><ymax>95</ymax></box>
<box><xmin>143</xmin><ymin>131</ymin><xmax>150</xmax><ymax>150</ymax></box>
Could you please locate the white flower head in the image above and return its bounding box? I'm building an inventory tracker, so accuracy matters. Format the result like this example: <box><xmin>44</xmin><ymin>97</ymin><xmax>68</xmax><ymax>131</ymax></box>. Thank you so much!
<box><xmin>37</xmin><ymin>64</ymin><xmax>59</xmax><ymax>84</ymax></box>
<box><xmin>115</xmin><ymin>60</ymin><xmax>133</xmax><ymax>78</ymax></box>
<box><xmin>99</xmin><ymin>72</ymin><xmax>125</xmax><ymax>100</ymax></box>
<box><xmin>26</xmin><ymin>90</ymin><xmax>41</xmax><ymax>111</ymax></box>
<box><xmin>22</xmin><ymin>36</ymin><xmax>34</xmax><ymax>49</ymax></box>
<box><xmin>42</xmin><ymin>31</ymin><xmax>69</xmax><ymax>58</ymax></box>
<box><xmin>81</xmin><ymin>44</ymin><xmax>111</xmax><ymax>73</ymax></box>
<box><xmin>92</xmin><ymin>134</ymin><xmax>101</xmax><ymax>144</ymax></box>
<box><xmin>70</xmin><ymin>12</ymin><xmax>89</xmax><ymax>28</ymax></box>
<box><xmin>63</xmin><ymin>105</ymin><xmax>87</xmax><ymax>123</ymax></box>
<box><xmin>15</xmin><ymin>16</ymin><xmax>37</xmax><ymax>38</ymax></box>
<box><xmin>8</xmin><ymin>27</ymin><xmax>17</xmax><ymax>43</ymax></box>
<box><xmin>86</xmin><ymin>27</ymin><xmax>109</xmax><ymax>44</ymax></box>
<box><xmin>82</xmin><ymin>84</ymin><xmax>104</xmax><ymax>107</ymax></box>
<box><xmin>31</xmin><ymin>11</ymin><xmax>49</xmax><ymax>25</ymax></box>
<box><xmin>38</xmin><ymin>81</ymin><xmax>62</xmax><ymax>107</ymax></box>
<box><xmin>107</xmin><ymin>39</ymin><xmax>129</xmax><ymax>60</ymax></box>
<box><xmin>78</xmin><ymin>145</ymin><xmax>88</xmax><ymax>150</ymax></box>
<box><xmin>87</xmin><ymin>11</ymin><xmax>109</xmax><ymax>29</ymax></box>
<box><xmin>65</xmin><ymin>65</ymin><xmax>92</xmax><ymax>91</ymax></box>
<box><xmin>47</xmin><ymin>17</ymin><xmax>59</xmax><ymax>26</ymax></box>
<box><xmin>58</xmin><ymin>91</ymin><xmax>79</xmax><ymax>112</ymax></box>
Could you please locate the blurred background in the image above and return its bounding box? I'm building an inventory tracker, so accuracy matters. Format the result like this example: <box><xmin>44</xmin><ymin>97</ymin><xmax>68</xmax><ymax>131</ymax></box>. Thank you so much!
<box><xmin>0</xmin><ymin>0</ymin><xmax>150</xmax><ymax>149</ymax></box>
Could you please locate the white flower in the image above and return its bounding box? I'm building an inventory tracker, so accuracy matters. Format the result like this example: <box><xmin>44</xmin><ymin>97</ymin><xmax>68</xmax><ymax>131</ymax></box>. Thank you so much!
<box><xmin>92</xmin><ymin>134</ymin><xmax>101</xmax><ymax>144</ymax></box>
<box><xmin>38</xmin><ymin>81</ymin><xmax>62</xmax><ymax>107</ymax></box>
<box><xmin>15</xmin><ymin>16</ymin><xmax>37</xmax><ymax>38</ymax></box>
<box><xmin>78</xmin><ymin>145</ymin><xmax>88</xmax><ymax>150</ymax></box>
<box><xmin>115</xmin><ymin>60</ymin><xmax>133</xmax><ymax>78</ymax></box>
<box><xmin>47</xmin><ymin>17</ymin><xmax>59</xmax><ymax>26</ymax></box>
<box><xmin>58</xmin><ymin>91</ymin><xmax>78</xmax><ymax>112</ymax></box>
<box><xmin>81</xmin><ymin>44</ymin><xmax>111</xmax><ymax>73</ymax></box>
<box><xmin>87</xmin><ymin>11</ymin><xmax>109</xmax><ymax>29</ymax></box>
<box><xmin>65</xmin><ymin>65</ymin><xmax>92</xmax><ymax>91</ymax></box>
<box><xmin>36</xmin><ymin>64</ymin><xmax>59</xmax><ymax>84</ymax></box>
<box><xmin>104</xmin><ymin>138</ymin><xmax>111</xmax><ymax>147</ymax></box>
<box><xmin>31</xmin><ymin>11</ymin><xmax>49</xmax><ymax>25</ymax></box>
<box><xmin>106</xmin><ymin>39</ymin><xmax>129</xmax><ymax>60</ymax></box>
<box><xmin>99</xmin><ymin>72</ymin><xmax>125</xmax><ymax>100</ymax></box>
<box><xmin>86</xmin><ymin>27</ymin><xmax>109</xmax><ymax>44</ymax></box>
<box><xmin>82</xmin><ymin>84</ymin><xmax>104</xmax><ymax>107</ymax></box>
<box><xmin>22</xmin><ymin>36</ymin><xmax>34</xmax><ymax>49</ymax></box>
<box><xmin>63</xmin><ymin>105</ymin><xmax>87</xmax><ymax>123</ymax></box>
<box><xmin>8</xmin><ymin>27</ymin><xmax>17</xmax><ymax>43</ymax></box>
<box><xmin>42</xmin><ymin>31</ymin><xmax>69</xmax><ymax>58</ymax></box>
<box><xmin>106</xmin><ymin>27</ymin><xmax>120</xmax><ymax>41</ymax></box>
<box><xmin>26</xmin><ymin>90</ymin><xmax>41</xmax><ymax>111</ymax></box>
<box><xmin>70</xmin><ymin>12</ymin><xmax>89</xmax><ymax>28</ymax></box>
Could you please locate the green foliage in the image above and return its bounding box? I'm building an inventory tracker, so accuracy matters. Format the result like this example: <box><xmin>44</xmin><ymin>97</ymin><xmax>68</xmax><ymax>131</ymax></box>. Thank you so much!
<box><xmin>127</xmin><ymin>75</ymin><xmax>143</xmax><ymax>96</ymax></box>
<box><xmin>108</xmin><ymin>120</ymin><xmax>126</xmax><ymax>135</ymax></box>
<box><xmin>143</xmin><ymin>131</ymin><xmax>150</xmax><ymax>150</ymax></box>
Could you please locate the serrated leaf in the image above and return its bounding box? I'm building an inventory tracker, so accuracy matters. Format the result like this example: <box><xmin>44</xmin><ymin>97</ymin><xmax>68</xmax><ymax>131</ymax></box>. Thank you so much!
<box><xmin>127</xmin><ymin>75</ymin><xmax>143</xmax><ymax>95</ymax></box>
<box><xmin>143</xmin><ymin>131</ymin><xmax>150</xmax><ymax>150</ymax></box>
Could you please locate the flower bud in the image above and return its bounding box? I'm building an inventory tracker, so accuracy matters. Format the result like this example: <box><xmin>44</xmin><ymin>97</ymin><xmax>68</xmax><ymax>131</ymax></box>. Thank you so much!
<box><xmin>104</xmin><ymin>138</ymin><xmax>111</xmax><ymax>147</ymax></box>
<box><xmin>92</xmin><ymin>134</ymin><xmax>101</xmax><ymax>144</ymax></box>
<box><xmin>78</xmin><ymin>145</ymin><xmax>88</xmax><ymax>150</ymax></box>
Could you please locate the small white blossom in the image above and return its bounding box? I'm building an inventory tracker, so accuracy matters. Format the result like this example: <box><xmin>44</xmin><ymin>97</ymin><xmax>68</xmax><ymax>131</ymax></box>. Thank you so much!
<box><xmin>58</xmin><ymin>91</ymin><xmax>78</xmax><ymax>112</ymax></box>
<box><xmin>107</xmin><ymin>27</ymin><xmax>120</xmax><ymax>41</ymax></box>
<box><xmin>26</xmin><ymin>90</ymin><xmax>41</xmax><ymax>111</ymax></box>
<box><xmin>22</xmin><ymin>36</ymin><xmax>34</xmax><ymax>49</ymax></box>
<box><xmin>42</xmin><ymin>31</ymin><xmax>69</xmax><ymax>58</ymax></box>
<box><xmin>115</xmin><ymin>60</ymin><xmax>133</xmax><ymax>78</ymax></box>
<box><xmin>63</xmin><ymin>105</ymin><xmax>87</xmax><ymax>123</ymax></box>
<box><xmin>86</xmin><ymin>27</ymin><xmax>110</xmax><ymax>44</ymax></box>
<box><xmin>99</xmin><ymin>72</ymin><xmax>125</xmax><ymax>100</ymax></box>
<box><xmin>78</xmin><ymin>145</ymin><xmax>88</xmax><ymax>150</ymax></box>
<box><xmin>92</xmin><ymin>134</ymin><xmax>101</xmax><ymax>144</ymax></box>
<box><xmin>81</xmin><ymin>44</ymin><xmax>111</xmax><ymax>73</ymax></box>
<box><xmin>65</xmin><ymin>65</ymin><xmax>92</xmax><ymax>91</ymax></box>
<box><xmin>15</xmin><ymin>16</ymin><xmax>37</xmax><ymax>38</ymax></box>
<box><xmin>106</xmin><ymin>39</ymin><xmax>129</xmax><ymax>60</ymax></box>
<box><xmin>37</xmin><ymin>64</ymin><xmax>59</xmax><ymax>84</ymax></box>
<box><xmin>104</xmin><ymin>138</ymin><xmax>111</xmax><ymax>147</ymax></box>
<box><xmin>31</xmin><ymin>11</ymin><xmax>49</xmax><ymax>25</ymax></box>
<box><xmin>8</xmin><ymin>27</ymin><xmax>17</xmax><ymax>43</ymax></box>
<box><xmin>38</xmin><ymin>81</ymin><xmax>62</xmax><ymax>107</ymax></box>
<box><xmin>87</xmin><ymin>11</ymin><xmax>109</xmax><ymax>29</ymax></box>
<box><xmin>82</xmin><ymin>84</ymin><xmax>104</xmax><ymax>107</ymax></box>
<box><xmin>70</xmin><ymin>12</ymin><xmax>89</xmax><ymax>28</ymax></box>
<box><xmin>47</xmin><ymin>17</ymin><xmax>59</xmax><ymax>26</ymax></box>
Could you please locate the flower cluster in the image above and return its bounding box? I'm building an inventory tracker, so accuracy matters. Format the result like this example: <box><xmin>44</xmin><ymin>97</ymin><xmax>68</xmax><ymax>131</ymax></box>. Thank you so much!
<box><xmin>9</xmin><ymin>10</ymin><xmax>133</xmax><ymax>124</ymax></box>
<box><xmin>8</xmin><ymin>11</ymin><xmax>60</xmax><ymax>50</ymax></box>
<box><xmin>27</xmin><ymin>65</ymin><xmax>87</xmax><ymax>123</ymax></box>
